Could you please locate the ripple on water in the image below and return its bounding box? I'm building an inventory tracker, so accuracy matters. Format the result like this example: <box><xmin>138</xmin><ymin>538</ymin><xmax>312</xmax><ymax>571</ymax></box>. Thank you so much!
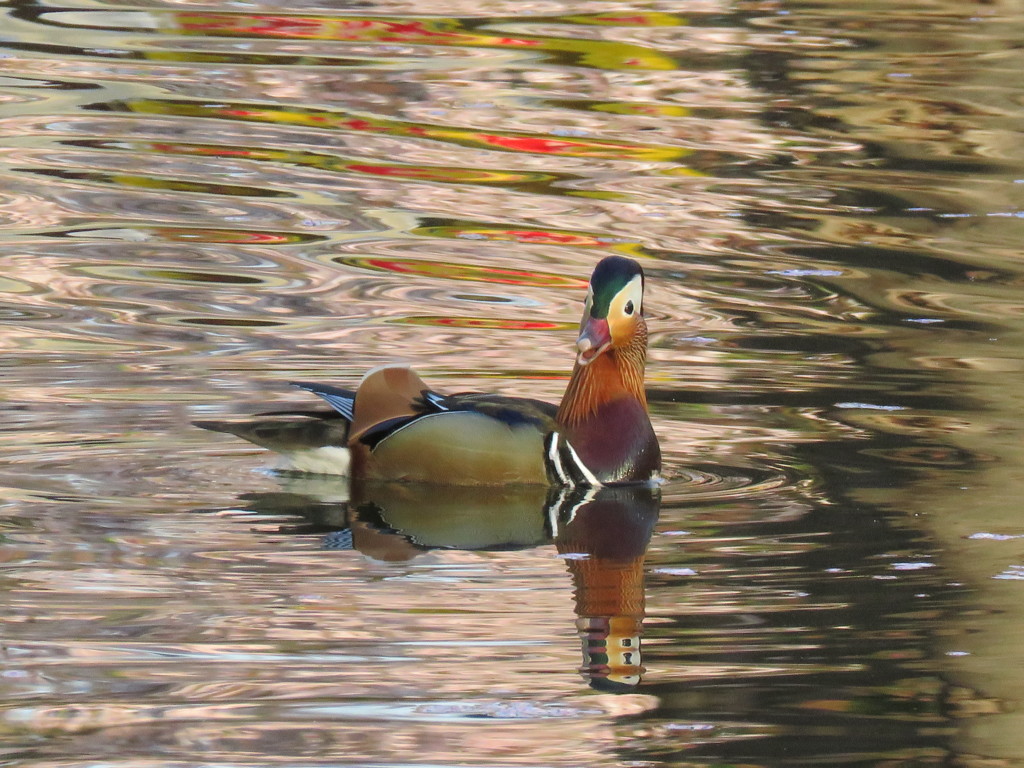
<box><xmin>660</xmin><ymin>463</ymin><xmax>798</xmax><ymax>502</ymax></box>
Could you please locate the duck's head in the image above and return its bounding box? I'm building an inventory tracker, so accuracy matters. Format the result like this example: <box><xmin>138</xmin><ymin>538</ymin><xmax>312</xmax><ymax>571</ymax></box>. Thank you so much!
<box><xmin>575</xmin><ymin>256</ymin><xmax>645</xmax><ymax>367</ymax></box>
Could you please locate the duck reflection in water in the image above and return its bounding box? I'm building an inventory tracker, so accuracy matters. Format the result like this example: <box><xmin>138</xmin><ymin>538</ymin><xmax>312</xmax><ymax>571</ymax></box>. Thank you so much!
<box><xmin>212</xmin><ymin>479</ymin><xmax>659</xmax><ymax>692</ymax></box>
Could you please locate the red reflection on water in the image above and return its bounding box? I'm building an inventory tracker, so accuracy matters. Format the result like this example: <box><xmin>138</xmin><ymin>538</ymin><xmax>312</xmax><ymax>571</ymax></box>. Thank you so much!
<box><xmin>142</xmin><ymin>142</ymin><xmax>551</xmax><ymax>185</ymax></box>
<box><xmin>340</xmin><ymin>256</ymin><xmax>588</xmax><ymax>289</ymax></box>
<box><xmin>150</xmin><ymin>228</ymin><xmax>315</xmax><ymax>244</ymax></box>
<box><xmin>397</xmin><ymin>316</ymin><xmax>568</xmax><ymax>331</ymax></box>
<box><xmin>125</xmin><ymin>99</ymin><xmax>689</xmax><ymax>161</ymax></box>
<box><xmin>171</xmin><ymin>12</ymin><xmax>676</xmax><ymax>71</ymax></box>
<box><xmin>413</xmin><ymin>225</ymin><xmax>643</xmax><ymax>254</ymax></box>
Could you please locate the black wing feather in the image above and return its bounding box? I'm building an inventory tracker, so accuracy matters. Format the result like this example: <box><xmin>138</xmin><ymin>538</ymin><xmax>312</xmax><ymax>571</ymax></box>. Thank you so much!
<box><xmin>290</xmin><ymin>381</ymin><xmax>357</xmax><ymax>421</ymax></box>
<box><xmin>443</xmin><ymin>393</ymin><xmax>558</xmax><ymax>429</ymax></box>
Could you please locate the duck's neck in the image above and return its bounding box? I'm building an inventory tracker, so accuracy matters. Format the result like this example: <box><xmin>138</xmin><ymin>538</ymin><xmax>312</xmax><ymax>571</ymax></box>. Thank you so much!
<box><xmin>557</xmin><ymin>319</ymin><xmax>648</xmax><ymax>428</ymax></box>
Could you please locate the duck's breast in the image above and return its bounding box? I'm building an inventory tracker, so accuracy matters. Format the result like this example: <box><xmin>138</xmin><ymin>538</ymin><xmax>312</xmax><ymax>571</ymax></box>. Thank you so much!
<box><xmin>565</xmin><ymin>397</ymin><xmax>660</xmax><ymax>484</ymax></box>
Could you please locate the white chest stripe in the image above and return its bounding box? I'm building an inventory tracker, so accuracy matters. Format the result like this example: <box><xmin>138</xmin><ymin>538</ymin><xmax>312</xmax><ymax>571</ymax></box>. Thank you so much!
<box><xmin>560</xmin><ymin>439</ymin><xmax>602</xmax><ymax>487</ymax></box>
<box><xmin>546</xmin><ymin>432</ymin><xmax>570</xmax><ymax>485</ymax></box>
<box><xmin>545</xmin><ymin>431</ymin><xmax>603</xmax><ymax>487</ymax></box>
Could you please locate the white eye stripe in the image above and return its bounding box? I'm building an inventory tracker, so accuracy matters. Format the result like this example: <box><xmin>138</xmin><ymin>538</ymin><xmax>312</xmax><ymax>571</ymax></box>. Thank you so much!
<box><xmin>612</xmin><ymin>275</ymin><xmax>644</xmax><ymax>318</ymax></box>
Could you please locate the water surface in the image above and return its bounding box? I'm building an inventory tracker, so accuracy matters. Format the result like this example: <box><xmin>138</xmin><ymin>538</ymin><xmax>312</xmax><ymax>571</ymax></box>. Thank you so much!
<box><xmin>2</xmin><ymin>0</ymin><xmax>1024</xmax><ymax>765</ymax></box>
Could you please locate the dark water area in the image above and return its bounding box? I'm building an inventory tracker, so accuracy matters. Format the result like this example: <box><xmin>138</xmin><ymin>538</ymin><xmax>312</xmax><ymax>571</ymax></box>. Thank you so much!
<box><xmin>2</xmin><ymin>0</ymin><xmax>1024</xmax><ymax>766</ymax></box>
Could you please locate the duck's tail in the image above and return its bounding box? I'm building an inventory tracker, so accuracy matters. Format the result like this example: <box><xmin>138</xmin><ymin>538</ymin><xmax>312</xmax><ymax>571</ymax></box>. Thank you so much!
<box><xmin>193</xmin><ymin>413</ymin><xmax>351</xmax><ymax>476</ymax></box>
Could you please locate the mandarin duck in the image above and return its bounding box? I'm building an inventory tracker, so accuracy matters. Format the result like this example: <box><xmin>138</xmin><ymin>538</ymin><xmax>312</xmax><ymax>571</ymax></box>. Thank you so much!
<box><xmin>196</xmin><ymin>255</ymin><xmax>660</xmax><ymax>486</ymax></box>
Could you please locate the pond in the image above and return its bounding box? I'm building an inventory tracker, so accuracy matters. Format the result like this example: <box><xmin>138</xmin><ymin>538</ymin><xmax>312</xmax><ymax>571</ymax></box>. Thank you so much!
<box><xmin>2</xmin><ymin>0</ymin><xmax>1023</xmax><ymax>765</ymax></box>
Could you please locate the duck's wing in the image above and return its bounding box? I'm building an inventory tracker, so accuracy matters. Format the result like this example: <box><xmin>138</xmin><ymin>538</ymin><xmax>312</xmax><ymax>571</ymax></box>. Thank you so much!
<box><xmin>294</xmin><ymin>368</ymin><xmax>566</xmax><ymax>485</ymax></box>
<box><xmin>293</xmin><ymin>366</ymin><xmax>434</xmax><ymax>446</ymax></box>
<box><xmin>341</xmin><ymin>365</ymin><xmax>432</xmax><ymax>440</ymax></box>
<box><xmin>294</xmin><ymin>366</ymin><xmax>557</xmax><ymax>441</ymax></box>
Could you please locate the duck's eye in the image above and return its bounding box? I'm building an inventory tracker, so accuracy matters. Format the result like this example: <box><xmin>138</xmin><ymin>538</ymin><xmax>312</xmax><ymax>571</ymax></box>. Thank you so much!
<box><xmin>624</xmin><ymin>300</ymin><xmax>635</xmax><ymax>315</ymax></box>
